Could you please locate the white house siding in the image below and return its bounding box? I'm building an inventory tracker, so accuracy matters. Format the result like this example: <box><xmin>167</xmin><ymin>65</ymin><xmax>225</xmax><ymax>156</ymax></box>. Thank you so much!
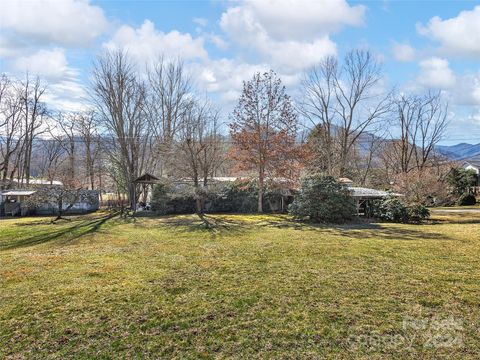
<box><xmin>465</xmin><ymin>164</ymin><xmax>479</xmax><ymax>175</ymax></box>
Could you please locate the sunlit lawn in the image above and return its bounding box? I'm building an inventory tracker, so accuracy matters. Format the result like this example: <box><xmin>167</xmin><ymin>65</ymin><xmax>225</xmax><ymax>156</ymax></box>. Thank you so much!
<box><xmin>1</xmin><ymin>210</ymin><xmax>479</xmax><ymax>359</ymax></box>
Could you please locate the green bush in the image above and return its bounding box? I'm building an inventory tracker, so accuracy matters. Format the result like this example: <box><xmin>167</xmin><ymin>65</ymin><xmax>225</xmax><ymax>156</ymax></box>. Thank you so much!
<box><xmin>456</xmin><ymin>193</ymin><xmax>477</xmax><ymax>206</ymax></box>
<box><xmin>446</xmin><ymin>168</ymin><xmax>477</xmax><ymax>197</ymax></box>
<box><xmin>207</xmin><ymin>180</ymin><xmax>258</xmax><ymax>213</ymax></box>
<box><xmin>373</xmin><ymin>195</ymin><xmax>409</xmax><ymax>223</ymax></box>
<box><xmin>407</xmin><ymin>204</ymin><xmax>430</xmax><ymax>223</ymax></box>
<box><xmin>288</xmin><ymin>175</ymin><xmax>355</xmax><ymax>223</ymax></box>
<box><xmin>150</xmin><ymin>183</ymin><xmax>196</xmax><ymax>215</ymax></box>
<box><xmin>150</xmin><ymin>183</ymin><xmax>170</xmax><ymax>215</ymax></box>
<box><xmin>373</xmin><ymin>195</ymin><xmax>430</xmax><ymax>223</ymax></box>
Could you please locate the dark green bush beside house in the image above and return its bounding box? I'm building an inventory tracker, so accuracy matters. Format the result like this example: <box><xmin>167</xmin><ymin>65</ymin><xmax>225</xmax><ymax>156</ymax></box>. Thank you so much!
<box><xmin>372</xmin><ymin>194</ymin><xmax>430</xmax><ymax>223</ymax></box>
<box><xmin>372</xmin><ymin>195</ymin><xmax>409</xmax><ymax>223</ymax></box>
<box><xmin>407</xmin><ymin>203</ymin><xmax>430</xmax><ymax>223</ymax></box>
<box><xmin>288</xmin><ymin>175</ymin><xmax>356</xmax><ymax>223</ymax></box>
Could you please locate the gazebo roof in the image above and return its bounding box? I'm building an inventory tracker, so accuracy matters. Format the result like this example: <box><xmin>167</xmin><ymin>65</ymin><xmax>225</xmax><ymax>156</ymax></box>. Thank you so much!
<box><xmin>134</xmin><ymin>173</ymin><xmax>160</xmax><ymax>184</ymax></box>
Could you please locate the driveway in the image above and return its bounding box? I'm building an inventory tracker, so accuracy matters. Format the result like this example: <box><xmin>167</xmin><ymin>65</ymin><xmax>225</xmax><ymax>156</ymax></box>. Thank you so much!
<box><xmin>432</xmin><ymin>208</ymin><xmax>480</xmax><ymax>213</ymax></box>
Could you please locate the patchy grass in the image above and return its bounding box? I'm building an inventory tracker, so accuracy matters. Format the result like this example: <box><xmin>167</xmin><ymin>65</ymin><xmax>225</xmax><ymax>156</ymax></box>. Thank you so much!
<box><xmin>1</xmin><ymin>210</ymin><xmax>479</xmax><ymax>359</ymax></box>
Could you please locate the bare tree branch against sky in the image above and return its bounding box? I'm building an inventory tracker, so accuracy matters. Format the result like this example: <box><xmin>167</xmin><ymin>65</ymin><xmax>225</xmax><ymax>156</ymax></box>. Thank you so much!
<box><xmin>0</xmin><ymin>0</ymin><xmax>479</xmax><ymax>144</ymax></box>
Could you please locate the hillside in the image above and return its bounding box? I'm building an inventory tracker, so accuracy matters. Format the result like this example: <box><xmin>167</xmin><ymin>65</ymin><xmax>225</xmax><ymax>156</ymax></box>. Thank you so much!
<box><xmin>436</xmin><ymin>142</ymin><xmax>480</xmax><ymax>160</ymax></box>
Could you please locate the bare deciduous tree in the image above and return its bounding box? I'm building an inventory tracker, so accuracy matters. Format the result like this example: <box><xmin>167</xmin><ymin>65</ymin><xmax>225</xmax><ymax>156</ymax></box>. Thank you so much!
<box><xmin>19</xmin><ymin>75</ymin><xmax>48</xmax><ymax>185</ymax></box>
<box><xmin>300</xmin><ymin>57</ymin><xmax>338</xmax><ymax>175</ymax></box>
<box><xmin>387</xmin><ymin>91</ymin><xmax>448</xmax><ymax>173</ymax></box>
<box><xmin>53</xmin><ymin>112</ymin><xmax>77</xmax><ymax>186</ymax></box>
<box><xmin>0</xmin><ymin>75</ymin><xmax>24</xmax><ymax>187</ymax></box>
<box><xmin>92</xmin><ymin>50</ymin><xmax>150</xmax><ymax>209</ymax></box>
<box><xmin>38</xmin><ymin>138</ymin><xmax>64</xmax><ymax>184</ymax></box>
<box><xmin>147</xmin><ymin>58</ymin><xmax>192</xmax><ymax>175</ymax></box>
<box><xmin>76</xmin><ymin>111</ymin><xmax>101</xmax><ymax>190</ymax></box>
<box><xmin>301</xmin><ymin>50</ymin><xmax>391</xmax><ymax>177</ymax></box>
<box><xmin>173</xmin><ymin>98</ymin><xmax>223</xmax><ymax>213</ymax></box>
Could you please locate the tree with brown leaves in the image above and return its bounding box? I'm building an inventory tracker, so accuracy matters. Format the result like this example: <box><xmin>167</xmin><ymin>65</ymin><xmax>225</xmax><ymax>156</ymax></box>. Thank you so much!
<box><xmin>229</xmin><ymin>70</ymin><xmax>304</xmax><ymax>213</ymax></box>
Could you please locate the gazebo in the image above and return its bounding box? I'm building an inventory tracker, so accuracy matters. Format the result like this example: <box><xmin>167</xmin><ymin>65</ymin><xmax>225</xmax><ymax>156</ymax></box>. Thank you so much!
<box><xmin>133</xmin><ymin>173</ymin><xmax>162</xmax><ymax>211</ymax></box>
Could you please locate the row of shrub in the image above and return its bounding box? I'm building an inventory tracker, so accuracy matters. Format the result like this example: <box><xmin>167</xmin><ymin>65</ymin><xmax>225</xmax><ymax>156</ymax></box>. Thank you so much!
<box><xmin>150</xmin><ymin>175</ymin><xmax>430</xmax><ymax>224</ymax></box>
<box><xmin>150</xmin><ymin>179</ymin><xmax>291</xmax><ymax>215</ymax></box>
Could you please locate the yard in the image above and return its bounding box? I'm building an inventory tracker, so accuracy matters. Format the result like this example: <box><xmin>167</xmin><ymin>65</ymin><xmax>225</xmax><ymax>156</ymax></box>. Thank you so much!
<box><xmin>1</xmin><ymin>211</ymin><xmax>479</xmax><ymax>359</ymax></box>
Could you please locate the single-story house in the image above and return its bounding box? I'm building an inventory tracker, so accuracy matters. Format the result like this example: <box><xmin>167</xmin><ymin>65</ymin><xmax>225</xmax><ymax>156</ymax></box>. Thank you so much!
<box><xmin>0</xmin><ymin>189</ymin><xmax>100</xmax><ymax>217</ymax></box>
<box><xmin>463</xmin><ymin>158</ymin><xmax>480</xmax><ymax>187</ymax></box>
<box><xmin>132</xmin><ymin>173</ymin><xmax>398</xmax><ymax>216</ymax></box>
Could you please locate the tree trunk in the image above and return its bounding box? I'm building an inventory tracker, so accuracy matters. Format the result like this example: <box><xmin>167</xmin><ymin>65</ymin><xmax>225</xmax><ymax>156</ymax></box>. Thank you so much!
<box><xmin>129</xmin><ymin>182</ymin><xmax>136</xmax><ymax>211</ymax></box>
<box><xmin>56</xmin><ymin>196</ymin><xmax>63</xmax><ymax>221</ymax></box>
<box><xmin>258</xmin><ymin>172</ymin><xmax>264</xmax><ymax>213</ymax></box>
<box><xmin>193</xmin><ymin>176</ymin><xmax>203</xmax><ymax>214</ymax></box>
<box><xmin>196</xmin><ymin>196</ymin><xmax>202</xmax><ymax>214</ymax></box>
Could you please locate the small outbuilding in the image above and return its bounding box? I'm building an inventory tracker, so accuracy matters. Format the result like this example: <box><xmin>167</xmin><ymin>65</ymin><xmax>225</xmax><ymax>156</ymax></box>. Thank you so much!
<box><xmin>348</xmin><ymin>186</ymin><xmax>401</xmax><ymax>216</ymax></box>
<box><xmin>0</xmin><ymin>190</ymin><xmax>37</xmax><ymax>216</ymax></box>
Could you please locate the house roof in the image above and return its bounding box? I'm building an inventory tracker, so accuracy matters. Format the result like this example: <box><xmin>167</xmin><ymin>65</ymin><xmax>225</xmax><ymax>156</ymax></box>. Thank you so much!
<box><xmin>464</xmin><ymin>160</ymin><xmax>480</xmax><ymax>169</ymax></box>
<box><xmin>348</xmin><ymin>187</ymin><xmax>401</xmax><ymax>198</ymax></box>
<box><xmin>27</xmin><ymin>179</ymin><xmax>63</xmax><ymax>186</ymax></box>
<box><xmin>1</xmin><ymin>190</ymin><xmax>36</xmax><ymax>196</ymax></box>
<box><xmin>210</xmin><ymin>177</ymin><xmax>238</xmax><ymax>182</ymax></box>
<box><xmin>0</xmin><ymin>179</ymin><xmax>63</xmax><ymax>186</ymax></box>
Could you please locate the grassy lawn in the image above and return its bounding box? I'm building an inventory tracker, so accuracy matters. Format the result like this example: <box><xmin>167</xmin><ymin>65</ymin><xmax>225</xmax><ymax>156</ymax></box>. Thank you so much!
<box><xmin>1</xmin><ymin>211</ymin><xmax>479</xmax><ymax>359</ymax></box>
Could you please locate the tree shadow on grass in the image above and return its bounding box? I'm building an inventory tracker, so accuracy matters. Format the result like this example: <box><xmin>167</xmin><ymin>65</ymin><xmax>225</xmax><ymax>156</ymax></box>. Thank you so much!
<box><xmin>1</xmin><ymin>212</ymin><xmax>119</xmax><ymax>251</ymax></box>
<box><xmin>334</xmin><ymin>227</ymin><xmax>451</xmax><ymax>241</ymax></box>
<box><xmin>265</xmin><ymin>215</ymin><xmax>456</xmax><ymax>241</ymax></box>
<box><xmin>153</xmin><ymin>213</ymin><xmax>453</xmax><ymax>241</ymax></box>
<box><xmin>159</xmin><ymin>213</ymin><xmax>250</xmax><ymax>238</ymax></box>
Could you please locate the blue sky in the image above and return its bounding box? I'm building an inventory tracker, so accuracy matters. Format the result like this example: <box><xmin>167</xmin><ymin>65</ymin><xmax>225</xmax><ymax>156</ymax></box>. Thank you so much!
<box><xmin>1</xmin><ymin>0</ymin><xmax>480</xmax><ymax>145</ymax></box>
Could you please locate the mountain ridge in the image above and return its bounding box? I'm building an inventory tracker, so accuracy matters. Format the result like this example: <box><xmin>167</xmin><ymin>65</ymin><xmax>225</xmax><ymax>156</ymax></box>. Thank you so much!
<box><xmin>436</xmin><ymin>142</ymin><xmax>480</xmax><ymax>160</ymax></box>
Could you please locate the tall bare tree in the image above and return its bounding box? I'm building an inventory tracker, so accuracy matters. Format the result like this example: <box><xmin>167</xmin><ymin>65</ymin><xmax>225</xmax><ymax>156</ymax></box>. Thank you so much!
<box><xmin>19</xmin><ymin>75</ymin><xmax>48</xmax><ymax>185</ymax></box>
<box><xmin>76</xmin><ymin>111</ymin><xmax>101</xmax><ymax>190</ymax></box>
<box><xmin>300</xmin><ymin>57</ymin><xmax>338</xmax><ymax>175</ymax></box>
<box><xmin>53</xmin><ymin>112</ymin><xmax>77</xmax><ymax>187</ymax></box>
<box><xmin>173</xmin><ymin>98</ymin><xmax>223</xmax><ymax>213</ymax></box>
<box><xmin>92</xmin><ymin>50</ymin><xmax>150</xmax><ymax>209</ymax></box>
<box><xmin>147</xmin><ymin>58</ymin><xmax>192</xmax><ymax>175</ymax></box>
<box><xmin>388</xmin><ymin>91</ymin><xmax>448</xmax><ymax>173</ymax></box>
<box><xmin>38</xmin><ymin>138</ymin><xmax>64</xmax><ymax>184</ymax></box>
<box><xmin>0</xmin><ymin>75</ymin><xmax>24</xmax><ymax>187</ymax></box>
<box><xmin>301</xmin><ymin>50</ymin><xmax>391</xmax><ymax>177</ymax></box>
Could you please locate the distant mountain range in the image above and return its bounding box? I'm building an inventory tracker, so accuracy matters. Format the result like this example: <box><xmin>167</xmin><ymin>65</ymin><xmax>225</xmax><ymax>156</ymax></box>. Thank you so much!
<box><xmin>436</xmin><ymin>143</ymin><xmax>480</xmax><ymax>161</ymax></box>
